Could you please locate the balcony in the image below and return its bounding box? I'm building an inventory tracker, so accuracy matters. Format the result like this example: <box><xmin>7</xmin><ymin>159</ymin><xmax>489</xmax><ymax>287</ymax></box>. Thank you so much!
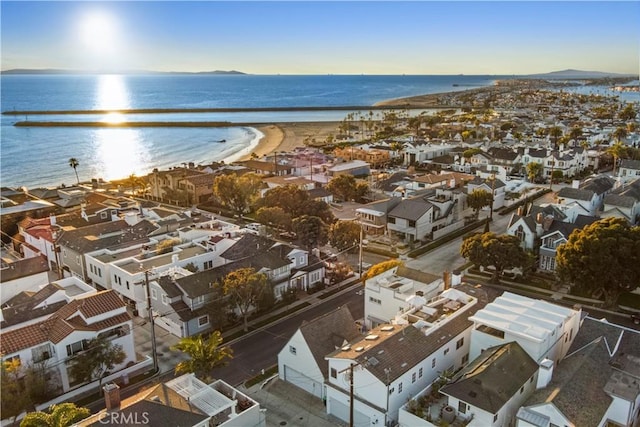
<box><xmin>401</xmin><ymin>386</ymin><xmax>472</xmax><ymax>427</ymax></box>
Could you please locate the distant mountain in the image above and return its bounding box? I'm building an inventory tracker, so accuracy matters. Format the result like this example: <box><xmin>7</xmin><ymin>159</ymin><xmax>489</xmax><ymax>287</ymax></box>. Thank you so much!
<box><xmin>0</xmin><ymin>68</ymin><xmax>247</xmax><ymax>75</ymax></box>
<box><xmin>526</xmin><ymin>69</ymin><xmax>637</xmax><ymax>79</ymax></box>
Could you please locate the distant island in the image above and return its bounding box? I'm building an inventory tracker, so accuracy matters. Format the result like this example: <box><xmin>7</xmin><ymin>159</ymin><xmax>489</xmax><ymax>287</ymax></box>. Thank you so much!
<box><xmin>0</xmin><ymin>68</ymin><xmax>247</xmax><ymax>75</ymax></box>
<box><xmin>525</xmin><ymin>69</ymin><xmax>638</xmax><ymax>79</ymax></box>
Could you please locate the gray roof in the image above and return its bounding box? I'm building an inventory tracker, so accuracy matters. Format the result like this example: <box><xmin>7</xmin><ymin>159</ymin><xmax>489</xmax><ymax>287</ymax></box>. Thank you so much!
<box><xmin>620</xmin><ymin>159</ymin><xmax>640</xmax><ymax>170</ymax></box>
<box><xmin>359</xmin><ymin>197</ymin><xmax>402</xmax><ymax>214</ymax></box>
<box><xmin>1</xmin><ymin>283</ymin><xmax>67</xmax><ymax>328</ymax></box>
<box><xmin>388</xmin><ymin>197</ymin><xmax>434</xmax><ymax>221</ymax></box>
<box><xmin>299</xmin><ymin>306</ymin><xmax>361</xmax><ymax>378</ymax></box>
<box><xmin>330</xmin><ymin>284</ymin><xmax>493</xmax><ymax>384</ymax></box>
<box><xmin>441</xmin><ymin>342</ymin><xmax>538</xmax><ymax>414</ymax></box>
<box><xmin>604</xmin><ymin>194</ymin><xmax>637</xmax><ymax>208</ymax></box>
<box><xmin>171</xmin><ymin>259</ymin><xmax>251</xmax><ymax>298</ymax></box>
<box><xmin>57</xmin><ymin>220</ymin><xmax>157</xmax><ymax>254</ymax></box>
<box><xmin>468</xmin><ymin>176</ymin><xmax>506</xmax><ymax>190</ymax></box>
<box><xmin>508</xmin><ymin>214</ymin><xmax>537</xmax><ymax>233</ymax></box>
<box><xmin>523</xmin><ymin>317</ymin><xmax>640</xmax><ymax>427</ymax></box>
<box><xmin>488</xmin><ymin>147</ymin><xmax>519</xmax><ymax>161</ymax></box>
<box><xmin>581</xmin><ymin>175</ymin><xmax>615</xmax><ymax>195</ymax></box>
<box><xmin>557</xmin><ymin>187</ymin><xmax>595</xmax><ymax>202</ymax></box>
<box><xmin>307</xmin><ymin>187</ymin><xmax>332</xmax><ymax>199</ymax></box>
<box><xmin>0</xmin><ymin>255</ymin><xmax>49</xmax><ymax>282</ymax></box>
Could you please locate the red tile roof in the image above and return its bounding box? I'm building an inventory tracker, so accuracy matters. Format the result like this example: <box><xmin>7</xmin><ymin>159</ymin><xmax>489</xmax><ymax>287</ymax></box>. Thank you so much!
<box><xmin>0</xmin><ymin>290</ymin><xmax>129</xmax><ymax>355</ymax></box>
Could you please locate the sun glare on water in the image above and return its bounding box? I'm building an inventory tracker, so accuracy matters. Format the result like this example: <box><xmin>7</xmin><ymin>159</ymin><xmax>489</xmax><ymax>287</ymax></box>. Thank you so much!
<box><xmin>101</xmin><ymin>112</ymin><xmax>126</xmax><ymax>124</ymax></box>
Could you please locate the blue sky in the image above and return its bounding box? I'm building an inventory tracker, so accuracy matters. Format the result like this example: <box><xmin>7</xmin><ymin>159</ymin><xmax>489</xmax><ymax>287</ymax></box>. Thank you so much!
<box><xmin>1</xmin><ymin>1</ymin><xmax>638</xmax><ymax>75</ymax></box>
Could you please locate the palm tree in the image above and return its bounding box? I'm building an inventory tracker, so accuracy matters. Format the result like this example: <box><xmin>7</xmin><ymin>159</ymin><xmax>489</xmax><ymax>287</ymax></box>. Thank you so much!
<box><xmin>607</xmin><ymin>141</ymin><xmax>626</xmax><ymax>176</ymax></box>
<box><xmin>548</xmin><ymin>126</ymin><xmax>563</xmax><ymax>149</ymax></box>
<box><xmin>171</xmin><ymin>331</ymin><xmax>233</xmax><ymax>382</ymax></box>
<box><xmin>20</xmin><ymin>403</ymin><xmax>90</xmax><ymax>427</ymax></box>
<box><xmin>68</xmin><ymin>158</ymin><xmax>80</xmax><ymax>185</ymax></box>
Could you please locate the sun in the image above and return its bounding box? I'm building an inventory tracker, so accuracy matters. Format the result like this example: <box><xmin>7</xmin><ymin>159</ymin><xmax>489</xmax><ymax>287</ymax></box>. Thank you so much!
<box><xmin>78</xmin><ymin>11</ymin><xmax>118</xmax><ymax>53</ymax></box>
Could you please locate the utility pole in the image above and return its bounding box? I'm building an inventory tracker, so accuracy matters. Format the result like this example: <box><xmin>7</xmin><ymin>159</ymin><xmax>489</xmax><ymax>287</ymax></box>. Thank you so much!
<box><xmin>489</xmin><ymin>171</ymin><xmax>496</xmax><ymax>222</ymax></box>
<box><xmin>358</xmin><ymin>223</ymin><xmax>364</xmax><ymax>278</ymax></box>
<box><xmin>339</xmin><ymin>363</ymin><xmax>358</xmax><ymax>427</ymax></box>
<box><xmin>140</xmin><ymin>265</ymin><xmax>159</xmax><ymax>373</ymax></box>
<box><xmin>549</xmin><ymin>159</ymin><xmax>555</xmax><ymax>191</ymax></box>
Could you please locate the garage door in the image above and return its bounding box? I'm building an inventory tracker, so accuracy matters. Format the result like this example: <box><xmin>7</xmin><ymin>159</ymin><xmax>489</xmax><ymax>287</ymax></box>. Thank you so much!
<box><xmin>284</xmin><ymin>366</ymin><xmax>323</xmax><ymax>399</ymax></box>
<box><xmin>329</xmin><ymin>398</ymin><xmax>369</xmax><ymax>426</ymax></box>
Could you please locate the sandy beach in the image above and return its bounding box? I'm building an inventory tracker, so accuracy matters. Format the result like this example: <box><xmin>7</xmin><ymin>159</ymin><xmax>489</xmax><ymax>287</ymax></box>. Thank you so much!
<box><xmin>240</xmin><ymin>122</ymin><xmax>340</xmax><ymax>160</ymax></box>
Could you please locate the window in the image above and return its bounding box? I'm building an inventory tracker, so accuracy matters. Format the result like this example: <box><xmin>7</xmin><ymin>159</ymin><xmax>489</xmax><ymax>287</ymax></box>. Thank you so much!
<box><xmin>462</xmin><ymin>353</ymin><xmax>469</xmax><ymax>365</ymax></box>
<box><xmin>151</xmin><ymin>289</ymin><xmax>157</xmax><ymax>300</ymax></box>
<box><xmin>388</xmin><ymin>217</ymin><xmax>396</xmax><ymax>224</ymax></box>
<box><xmin>32</xmin><ymin>345</ymin><xmax>51</xmax><ymax>363</ymax></box>
<box><xmin>494</xmin><ymin>414</ymin><xmax>498</xmax><ymax>423</ymax></box>
<box><xmin>162</xmin><ymin>294</ymin><xmax>168</xmax><ymax>304</ymax></box>
<box><xmin>408</xmin><ymin>220</ymin><xmax>416</xmax><ymax>228</ymax></box>
<box><xmin>289</xmin><ymin>345</ymin><xmax>297</xmax><ymax>355</ymax></box>
<box><xmin>458</xmin><ymin>401</ymin><xmax>467</xmax><ymax>414</ymax></box>
<box><xmin>331</xmin><ymin>368</ymin><xmax>337</xmax><ymax>379</ymax></box>
<box><xmin>369</xmin><ymin>297</ymin><xmax>382</xmax><ymax>305</ymax></box>
<box><xmin>398</xmin><ymin>382</ymin><xmax>403</xmax><ymax>393</ymax></box>
<box><xmin>515</xmin><ymin>225</ymin><xmax>525</xmax><ymax>242</ymax></box>
<box><xmin>412</xmin><ymin>373</ymin><xmax>416</xmax><ymax>383</ymax></box>
<box><xmin>456</xmin><ymin>338</ymin><xmax>464</xmax><ymax>349</ymax></box>
<box><xmin>530</xmin><ymin>375</ymin><xmax>534</xmax><ymax>383</ymax></box>
<box><xmin>444</xmin><ymin>348</ymin><xmax>450</xmax><ymax>355</ymax></box>
<box><xmin>204</xmin><ymin>260</ymin><xmax>213</xmax><ymax>270</ymax></box>
<box><xmin>98</xmin><ymin>268</ymin><xmax>102</xmax><ymax>278</ymax></box>
<box><xmin>198</xmin><ymin>315</ymin><xmax>209</xmax><ymax>327</ymax></box>
<box><xmin>520</xmin><ymin>386</ymin><xmax>524</xmax><ymax>394</ymax></box>
<box><xmin>418</xmin><ymin>367</ymin><xmax>423</xmax><ymax>378</ymax></box>
<box><xmin>432</xmin><ymin>358</ymin><xmax>436</xmax><ymax>368</ymax></box>
<box><xmin>90</xmin><ymin>264</ymin><xmax>94</xmax><ymax>274</ymax></box>
<box><xmin>66</xmin><ymin>340</ymin><xmax>86</xmax><ymax>356</ymax></box>
<box><xmin>126</xmin><ymin>281</ymin><xmax>130</xmax><ymax>290</ymax></box>
<box><xmin>100</xmin><ymin>212</ymin><xmax>108</xmax><ymax>219</ymax></box>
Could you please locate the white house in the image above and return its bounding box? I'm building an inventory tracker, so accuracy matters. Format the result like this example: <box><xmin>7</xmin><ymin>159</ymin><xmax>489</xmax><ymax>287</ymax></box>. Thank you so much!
<box><xmin>364</xmin><ymin>265</ymin><xmax>443</xmax><ymax>329</ymax></box>
<box><xmin>398</xmin><ymin>342</ymin><xmax>539</xmax><ymax>427</ymax></box>
<box><xmin>278</xmin><ymin>305</ymin><xmax>361</xmax><ymax>399</ymax></box>
<box><xmin>618</xmin><ymin>159</ymin><xmax>640</xmax><ymax>184</ymax></box>
<box><xmin>517</xmin><ymin>317</ymin><xmax>640</xmax><ymax>427</ymax></box>
<box><xmin>0</xmin><ymin>290</ymin><xmax>136</xmax><ymax>393</ymax></box>
<box><xmin>469</xmin><ymin>292</ymin><xmax>581</xmax><ymax>364</ymax></box>
<box><xmin>0</xmin><ymin>256</ymin><xmax>51</xmax><ymax>304</ymax></box>
<box><xmin>467</xmin><ymin>176</ymin><xmax>506</xmax><ymax>212</ymax></box>
<box><xmin>325</xmin><ymin>285</ymin><xmax>490</xmax><ymax>426</ymax></box>
<box><xmin>602</xmin><ymin>178</ymin><xmax>640</xmax><ymax>225</ymax></box>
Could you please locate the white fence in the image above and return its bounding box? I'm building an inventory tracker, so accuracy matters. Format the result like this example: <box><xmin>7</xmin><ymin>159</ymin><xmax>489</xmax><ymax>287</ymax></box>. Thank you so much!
<box><xmin>432</xmin><ymin>220</ymin><xmax>465</xmax><ymax>240</ymax></box>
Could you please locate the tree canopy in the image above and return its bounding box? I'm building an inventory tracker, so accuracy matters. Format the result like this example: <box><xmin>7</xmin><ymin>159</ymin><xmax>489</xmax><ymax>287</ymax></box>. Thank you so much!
<box><xmin>255</xmin><ymin>206</ymin><xmax>292</xmax><ymax>231</ymax></box>
<box><xmin>292</xmin><ymin>215</ymin><xmax>329</xmax><ymax>252</ymax></box>
<box><xmin>363</xmin><ymin>259</ymin><xmax>403</xmax><ymax>281</ymax></box>
<box><xmin>68</xmin><ymin>336</ymin><xmax>126</xmax><ymax>391</ymax></box>
<box><xmin>212</xmin><ymin>172</ymin><xmax>262</xmax><ymax>216</ymax></box>
<box><xmin>326</xmin><ymin>174</ymin><xmax>369</xmax><ymax>202</ymax></box>
<box><xmin>526</xmin><ymin>162</ymin><xmax>543</xmax><ymax>182</ymax></box>
<box><xmin>171</xmin><ymin>331</ymin><xmax>233</xmax><ymax>383</ymax></box>
<box><xmin>556</xmin><ymin>218</ymin><xmax>640</xmax><ymax>307</ymax></box>
<box><xmin>329</xmin><ymin>220</ymin><xmax>361</xmax><ymax>253</ymax></box>
<box><xmin>460</xmin><ymin>232</ymin><xmax>528</xmax><ymax>283</ymax></box>
<box><xmin>222</xmin><ymin>268</ymin><xmax>269</xmax><ymax>332</ymax></box>
<box><xmin>467</xmin><ymin>189</ymin><xmax>493</xmax><ymax>218</ymax></box>
<box><xmin>20</xmin><ymin>403</ymin><xmax>90</xmax><ymax>427</ymax></box>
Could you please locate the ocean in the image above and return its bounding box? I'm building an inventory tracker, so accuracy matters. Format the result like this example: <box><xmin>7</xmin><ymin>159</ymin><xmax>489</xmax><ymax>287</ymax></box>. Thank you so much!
<box><xmin>2</xmin><ymin>74</ymin><xmax>635</xmax><ymax>189</ymax></box>
<box><xmin>1</xmin><ymin>74</ymin><xmax>502</xmax><ymax>189</ymax></box>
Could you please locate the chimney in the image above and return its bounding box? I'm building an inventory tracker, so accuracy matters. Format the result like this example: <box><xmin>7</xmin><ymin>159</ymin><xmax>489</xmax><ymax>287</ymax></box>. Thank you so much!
<box><xmin>124</xmin><ymin>212</ymin><xmax>140</xmax><ymax>226</ymax></box>
<box><xmin>443</xmin><ymin>271</ymin><xmax>451</xmax><ymax>290</ymax></box>
<box><xmin>104</xmin><ymin>383</ymin><xmax>121</xmax><ymax>410</ymax></box>
<box><xmin>517</xmin><ymin>206</ymin><xmax>524</xmax><ymax>216</ymax></box>
<box><xmin>49</xmin><ymin>214</ymin><xmax>57</xmax><ymax>226</ymax></box>
<box><xmin>536</xmin><ymin>359</ymin><xmax>554</xmax><ymax>389</ymax></box>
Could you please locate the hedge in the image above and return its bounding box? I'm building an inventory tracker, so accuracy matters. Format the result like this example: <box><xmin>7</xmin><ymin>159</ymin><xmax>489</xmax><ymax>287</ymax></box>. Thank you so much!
<box><xmin>408</xmin><ymin>218</ymin><xmax>489</xmax><ymax>258</ymax></box>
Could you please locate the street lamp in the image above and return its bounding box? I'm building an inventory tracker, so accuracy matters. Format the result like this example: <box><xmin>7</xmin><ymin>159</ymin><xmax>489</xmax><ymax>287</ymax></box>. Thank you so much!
<box><xmin>139</xmin><ymin>264</ymin><xmax>159</xmax><ymax>374</ymax></box>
